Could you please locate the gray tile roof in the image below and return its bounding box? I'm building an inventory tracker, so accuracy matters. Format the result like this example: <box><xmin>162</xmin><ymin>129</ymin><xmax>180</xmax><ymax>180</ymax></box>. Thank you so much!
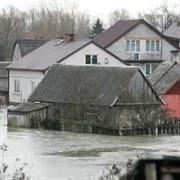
<box><xmin>16</xmin><ymin>39</ymin><xmax>47</xmax><ymax>57</ymax></box>
<box><xmin>29</xmin><ymin>65</ymin><xmax>141</xmax><ymax>106</ymax></box>
<box><xmin>8</xmin><ymin>102</ymin><xmax>50</xmax><ymax>113</ymax></box>
<box><xmin>164</xmin><ymin>23</ymin><xmax>180</xmax><ymax>39</ymax></box>
<box><xmin>149</xmin><ymin>61</ymin><xmax>180</xmax><ymax>94</ymax></box>
<box><xmin>7</xmin><ymin>39</ymin><xmax>90</xmax><ymax>71</ymax></box>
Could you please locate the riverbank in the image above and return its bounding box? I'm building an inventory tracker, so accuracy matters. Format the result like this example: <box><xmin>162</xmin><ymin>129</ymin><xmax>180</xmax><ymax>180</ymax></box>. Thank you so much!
<box><xmin>3</xmin><ymin>128</ymin><xmax>180</xmax><ymax>180</ymax></box>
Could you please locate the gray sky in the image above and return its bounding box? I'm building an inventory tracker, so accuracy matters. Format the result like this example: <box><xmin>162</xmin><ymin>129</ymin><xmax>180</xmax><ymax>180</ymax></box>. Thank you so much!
<box><xmin>1</xmin><ymin>0</ymin><xmax>180</xmax><ymax>21</ymax></box>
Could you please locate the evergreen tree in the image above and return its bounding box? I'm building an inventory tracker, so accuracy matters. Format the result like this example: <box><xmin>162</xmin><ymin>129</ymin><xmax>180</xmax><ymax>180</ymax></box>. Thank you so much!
<box><xmin>90</xmin><ymin>18</ymin><xmax>104</xmax><ymax>38</ymax></box>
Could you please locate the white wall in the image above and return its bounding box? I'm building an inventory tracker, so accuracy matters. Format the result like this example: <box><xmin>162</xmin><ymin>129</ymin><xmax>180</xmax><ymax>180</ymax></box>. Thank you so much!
<box><xmin>62</xmin><ymin>43</ymin><xmax>126</xmax><ymax>67</ymax></box>
<box><xmin>9</xmin><ymin>70</ymin><xmax>44</xmax><ymax>103</ymax></box>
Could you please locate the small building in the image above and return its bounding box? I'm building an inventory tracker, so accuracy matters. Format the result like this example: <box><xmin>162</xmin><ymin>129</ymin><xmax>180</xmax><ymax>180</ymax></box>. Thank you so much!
<box><xmin>149</xmin><ymin>61</ymin><xmax>180</xmax><ymax>119</ymax></box>
<box><xmin>8</xmin><ymin>102</ymin><xmax>50</xmax><ymax>128</ymax></box>
<box><xmin>29</xmin><ymin>64</ymin><xmax>162</xmax><ymax>135</ymax></box>
<box><xmin>7</xmin><ymin>35</ymin><xmax>126</xmax><ymax>104</ymax></box>
<box><xmin>93</xmin><ymin>19</ymin><xmax>180</xmax><ymax>76</ymax></box>
<box><xmin>0</xmin><ymin>62</ymin><xmax>11</xmax><ymax>105</ymax></box>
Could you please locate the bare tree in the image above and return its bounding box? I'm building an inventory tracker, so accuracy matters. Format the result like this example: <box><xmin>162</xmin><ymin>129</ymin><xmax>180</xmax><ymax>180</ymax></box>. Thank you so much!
<box><xmin>108</xmin><ymin>9</ymin><xmax>130</xmax><ymax>26</ymax></box>
<box><xmin>139</xmin><ymin>2</ymin><xmax>180</xmax><ymax>32</ymax></box>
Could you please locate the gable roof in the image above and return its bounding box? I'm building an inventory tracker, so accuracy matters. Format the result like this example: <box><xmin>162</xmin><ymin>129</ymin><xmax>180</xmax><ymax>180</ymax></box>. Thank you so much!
<box><xmin>164</xmin><ymin>23</ymin><xmax>180</xmax><ymax>39</ymax></box>
<box><xmin>15</xmin><ymin>39</ymin><xmax>47</xmax><ymax>57</ymax></box>
<box><xmin>149</xmin><ymin>61</ymin><xmax>180</xmax><ymax>94</ymax></box>
<box><xmin>93</xmin><ymin>19</ymin><xmax>180</xmax><ymax>50</ymax></box>
<box><xmin>7</xmin><ymin>39</ymin><xmax>125</xmax><ymax>71</ymax></box>
<box><xmin>29</xmin><ymin>64</ymin><xmax>160</xmax><ymax>106</ymax></box>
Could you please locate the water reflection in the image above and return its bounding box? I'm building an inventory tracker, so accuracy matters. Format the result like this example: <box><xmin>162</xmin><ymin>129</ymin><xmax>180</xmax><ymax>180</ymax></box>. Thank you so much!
<box><xmin>3</xmin><ymin>128</ymin><xmax>180</xmax><ymax>180</ymax></box>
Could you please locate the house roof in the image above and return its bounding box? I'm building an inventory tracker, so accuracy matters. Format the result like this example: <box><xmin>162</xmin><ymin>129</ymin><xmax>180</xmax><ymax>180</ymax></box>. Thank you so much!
<box><xmin>164</xmin><ymin>22</ymin><xmax>180</xmax><ymax>39</ymax></box>
<box><xmin>7</xmin><ymin>39</ymin><xmax>125</xmax><ymax>71</ymax></box>
<box><xmin>15</xmin><ymin>39</ymin><xmax>47</xmax><ymax>57</ymax></box>
<box><xmin>93</xmin><ymin>19</ymin><xmax>180</xmax><ymax>50</ymax></box>
<box><xmin>8</xmin><ymin>102</ymin><xmax>50</xmax><ymax>113</ymax></box>
<box><xmin>29</xmin><ymin>64</ymin><xmax>160</xmax><ymax>106</ymax></box>
<box><xmin>149</xmin><ymin>61</ymin><xmax>180</xmax><ymax>94</ymax></box>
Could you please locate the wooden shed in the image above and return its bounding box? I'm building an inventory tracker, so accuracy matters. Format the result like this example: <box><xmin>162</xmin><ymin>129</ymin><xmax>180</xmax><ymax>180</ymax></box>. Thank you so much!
<box><xmin>29</xmin><ymin>65</ymin><xmax>162</xmax><ymax>135</ymax></box>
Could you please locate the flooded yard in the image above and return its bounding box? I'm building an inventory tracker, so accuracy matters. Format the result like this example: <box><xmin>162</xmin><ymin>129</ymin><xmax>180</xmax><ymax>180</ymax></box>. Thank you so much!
<box><xmin>1</xmin><ymin>127</ymin><xmax>180</xmax><ymax>180</ymax></box>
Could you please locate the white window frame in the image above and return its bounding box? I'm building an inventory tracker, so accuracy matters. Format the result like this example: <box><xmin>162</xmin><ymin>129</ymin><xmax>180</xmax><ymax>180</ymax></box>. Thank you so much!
<box><xmin>145</xmin><ymin>64</ymin><xmax>152</xmax><ymax>76</ymax></box>
<box><xmin>14</xmin><ymin>79</ymin><xmax>20</xmax><ymax>93</ymax></box>
<box><xmin>146</xmin><ymin>40</ymin><xmax>160</xmax><ymax>52</ymax></box>
<box><xmin>126</xmin><ymin>40</ymin><xmax>140</xmax><ymax>52</ymax></box>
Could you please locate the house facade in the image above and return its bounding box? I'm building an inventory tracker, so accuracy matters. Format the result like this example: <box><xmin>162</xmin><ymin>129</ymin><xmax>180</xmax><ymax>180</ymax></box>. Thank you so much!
<box><xmin>93</xmin><ymin>19</ymin><xmax>180</xmax><ymax>76</ymax></box>
<box><xmin>7</xmin><ymin>36</ymin><xmax>126</xmax><ymax>104</ymax></box>
<box><xmin>28</xmin><ymin>65</ymin><xmax>162</xmax><ymax>135</ymax></box>
<box><xmin>149</xmin><ymin>61</ymin><xmax>180</xmax><ymax>119</ymax></box>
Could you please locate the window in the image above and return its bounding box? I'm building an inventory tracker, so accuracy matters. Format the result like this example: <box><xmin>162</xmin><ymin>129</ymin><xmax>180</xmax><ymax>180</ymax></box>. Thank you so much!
<box><xmin>145</xmin><ymin>64</ymin><xmax>151</xmax><ymax>76</ymax></box>
<box><xmin>126</xmin><ymin>40</ymin><xmax>140</xmax><ymax>52</ymax></box>
<box><xmin>85</xmin><ymin>54</ymin><xmax>98</xmax><ymax>64</ymax></box>
<box><xmin>14</xmin><ymin>79</ymin><xmax>20</xmax><ymax>93</ymax></box>
<box><xmin>134</xmin><ymin>53</ymin><xmax>140</xmax><ymax>60</ymax></box>
<box><xmin>156</xmin><ymin>40</ymin><xmax>160</xmax><ymax>51</ymax></box>
<box><xmin>92</xmin><ymin>55</ymin><xmax>97</xmax><ymax>64</ymax></box>
<box><xmin>151</xmin><ymin>40</ymin><xmax>155</xmax><ymax>51</ymax></box>
<box><xmin>126</xmin><ymin>40</ymin><xmax>130</xmax><ymax>51</ymax></box>
<box><xmin>146</xmin><ymin>40</ymin><xmax>160</xmax><ymax>51</ymax></box>
<box><xmin>131</xmin><ymin>40</ymin><xmax>136</xmax><ymax>52</ymax></box>
<box><xmin>85</xmin><ymin>55</ymin><xmax>91</xmax><ymax>64</ymax></box>
<box><xmin>146</xmin><ymin>40</ymin><xmax>150</xmax><ymax>51</ymax></box>
<box><xmin>31</xmin><ymin>81</ymin><xmax>36</xmax><ymax>93</ymax></box>
<box><xmin>145</xmin><ymin>64</ymin><xmax>157</xmax><ymax>76</ymax></box>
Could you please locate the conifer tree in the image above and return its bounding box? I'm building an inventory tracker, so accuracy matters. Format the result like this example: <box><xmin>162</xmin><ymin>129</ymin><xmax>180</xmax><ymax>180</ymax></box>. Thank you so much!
<box><xmin>90</xmin><ymin>18</ymin><xmax>104</xmax><ymax>38</ymax></box>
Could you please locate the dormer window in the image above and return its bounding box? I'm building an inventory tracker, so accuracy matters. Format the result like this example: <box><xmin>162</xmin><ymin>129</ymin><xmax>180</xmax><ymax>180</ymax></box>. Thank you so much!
<box><xmin>85</xmin><ymin>55</ymin><xmax>98</xmax><ymax>64</ymax></box>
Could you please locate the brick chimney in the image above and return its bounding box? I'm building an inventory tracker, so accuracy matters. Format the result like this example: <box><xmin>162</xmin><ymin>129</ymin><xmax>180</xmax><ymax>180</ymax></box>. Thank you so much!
<box><xmin>64</xmin><ymin>34</ymin><xmax>75</xmax><ymax>42</ymax></box>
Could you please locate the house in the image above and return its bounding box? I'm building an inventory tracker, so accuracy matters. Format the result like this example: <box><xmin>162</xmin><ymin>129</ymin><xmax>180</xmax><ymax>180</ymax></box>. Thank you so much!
<box><xmin>0</xmin><ymin>62</ymin><xmax>11</xmax><ymax>105</ymax></box>
<box><xmin>93</xmin><ymin>19</ymin><xmax>180</xmax><ymax>76</ymax></box>
<box><xmin>12</xmin><ymin>39</ymin><xmax>47</xmax><ymax>61</ymax></box>
<box><xmin>149</xmin><ymin>61</ymin><xmax>180</xmax><ymax>119</ymax></box>
<box><xmin>7</xmin><ymin>34</ymin><xmax>126</xmax><ymax>104</ymax></box>
<box><xmin>28</xmin><ymin>64</ymin><xmax>162</xmax><ymax>135</ymax></box>
<box><xmin>164</xmin><ymin>22</ymin><xmax>180</xmax><ymax>39</ymax></box>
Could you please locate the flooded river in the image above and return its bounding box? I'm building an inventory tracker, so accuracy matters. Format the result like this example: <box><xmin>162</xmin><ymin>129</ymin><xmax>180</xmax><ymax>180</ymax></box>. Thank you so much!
<box><xmin>1</xmin><ymin>127</ymin><xmax>180</xmax><ymax>180</ymax></box>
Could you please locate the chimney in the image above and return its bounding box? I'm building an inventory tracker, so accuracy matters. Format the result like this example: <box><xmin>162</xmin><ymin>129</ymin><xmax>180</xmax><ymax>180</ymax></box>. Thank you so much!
<box><xmin>64</xmin><ymin>34</ymin><xmax>75</xmax><ymax>42</ymax></box>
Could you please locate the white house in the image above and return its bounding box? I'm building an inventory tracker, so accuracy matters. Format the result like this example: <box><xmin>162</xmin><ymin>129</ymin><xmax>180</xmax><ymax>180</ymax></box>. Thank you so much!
<box><xmin>7</xmin><ymin>35</ymin><xmax>126</xmax><ymax>104</ymax></box>
<box><xmin>93</xmin><ymin>19</ymin><xmax>180</xmax><ymax>76</ymax></box>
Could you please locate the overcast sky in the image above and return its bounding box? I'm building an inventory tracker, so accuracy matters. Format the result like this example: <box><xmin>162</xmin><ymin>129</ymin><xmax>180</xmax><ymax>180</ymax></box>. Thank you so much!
<box><xmin>1</xmin><ymin>0</ymin><xmax>180</xmax><ymax>21</ymax></box>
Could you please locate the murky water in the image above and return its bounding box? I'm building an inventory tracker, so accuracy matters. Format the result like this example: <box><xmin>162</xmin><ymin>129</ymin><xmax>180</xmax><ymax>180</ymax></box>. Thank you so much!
<box><xmin>1</xmin><ymin>127</ymin><xmax>180</xmax><ymax>180</ymax></box>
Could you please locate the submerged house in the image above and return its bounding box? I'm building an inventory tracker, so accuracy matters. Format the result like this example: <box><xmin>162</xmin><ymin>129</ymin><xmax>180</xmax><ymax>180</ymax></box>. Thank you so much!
<box><xmin>149</xmin><ymin>61</ymin><xmax>180</xmax><ymax>119</ymax></box>
<box><xmin>93</xmin><ymin>19</ymin><xmax>180</xmax><ymax>76</ymax></box>
<box><xmin>7</xmin><ymin>35</ymin><xmax>126</xmax><ymax>104</ymax></box>
<box><xmin>28</xmin><ymin>65</ymin><xmax>162</xmax><ymax>135</ymax></box>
